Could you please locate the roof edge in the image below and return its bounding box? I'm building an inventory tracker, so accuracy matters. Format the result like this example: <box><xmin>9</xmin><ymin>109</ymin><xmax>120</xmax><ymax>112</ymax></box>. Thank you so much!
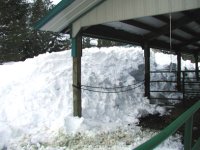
<box><xmin>34</xmin><ymin>0</ymin><xmax>74</xmax><ymax>30</ymax></box>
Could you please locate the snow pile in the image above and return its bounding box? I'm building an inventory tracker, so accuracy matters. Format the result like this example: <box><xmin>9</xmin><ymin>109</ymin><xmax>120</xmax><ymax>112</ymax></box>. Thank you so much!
<box><xmin>0</xmin><ymin>47</ymin><xmax>183</xmax><ymax>149</ymax></box>
<box><xmin>151</xmin><ymin>52</ymin><xmax>195</xmax><ymax>103</ymax></box>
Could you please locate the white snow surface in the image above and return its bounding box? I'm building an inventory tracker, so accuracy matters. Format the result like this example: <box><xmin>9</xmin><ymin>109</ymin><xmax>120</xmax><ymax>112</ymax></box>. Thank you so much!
<box><xmin>0</xmin><ymin>47</ymin><xmax>184</xmax><ymax>149</ymax></box>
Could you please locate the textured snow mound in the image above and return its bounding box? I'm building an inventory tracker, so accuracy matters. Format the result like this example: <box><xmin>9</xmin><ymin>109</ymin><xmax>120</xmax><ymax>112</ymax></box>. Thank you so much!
<box><xmin>0</xmin><ymin>47</ymin><xmax>183</xmax><ymax>149</ymax></box>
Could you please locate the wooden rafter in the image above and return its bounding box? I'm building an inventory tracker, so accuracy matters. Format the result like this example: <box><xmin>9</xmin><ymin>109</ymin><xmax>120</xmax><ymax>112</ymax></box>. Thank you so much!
<box><xmin>175</xmin><ymin>36</ymin><xmax>200</xmax><ymax>49</ymax></box>
<box><xmin>144</xmin><ymin>16</ymin><xmax>194</xmax><ymax>41</ymax></box>
<box><xmin>83</xmin><ymin>9</ymin><xmax>200</xmax><ymax>55</ymax></box>
<box><xmin>121</xmin><ymin>20</ymin><xmax>156</xmax><ymax>32</ymax></box>
<box><xmin>83</xmin><ymin>25</ymin><xmax>144</xmax><ymax>45</ymax></box>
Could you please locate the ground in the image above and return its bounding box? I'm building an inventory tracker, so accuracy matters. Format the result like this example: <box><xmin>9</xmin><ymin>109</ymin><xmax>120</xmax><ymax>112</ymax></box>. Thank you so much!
<box><xmin>139</xmin><ymin>98</ymin><xmax>200</xmax><ymax>146</ymax></box>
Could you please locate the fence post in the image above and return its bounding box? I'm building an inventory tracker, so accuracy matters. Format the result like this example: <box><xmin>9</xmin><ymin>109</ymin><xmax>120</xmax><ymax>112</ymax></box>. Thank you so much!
<box><xmin>177</xmin><ymin>51</ymin><xmax>181</xmax><ymax>91</ymax></box>
<box><xmin>194</xmin><ymin>54</ymin><xmax>199</xmax><ymax>81</ymax></box>
<box><xmin>143</xmin><ymin>43</ymin><xmax>150</xmax><ymax>100</ymax></box>
<box><xmin>184</xmin><ymin>116</ymin><xmax>193</xmax><ymax>150</ymax></box>
<box><xmin>182</xmin><ymin>71</ymin><xmax>185</xmax><ymax>100</ymax></box>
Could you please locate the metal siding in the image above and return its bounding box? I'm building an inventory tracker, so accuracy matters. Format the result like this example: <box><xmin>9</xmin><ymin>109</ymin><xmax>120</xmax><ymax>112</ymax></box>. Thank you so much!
<box><xmin>34</xmin><ymin>0</ymin><xmax>74</xmax><ymax>30</ymax></box>
<box><xmin>72</xmin><ymin>0</ymin><xmax>200</xmax><ymax>37</ymax></box>
<box><xmin>39</xmin><ymin>0</ymin><xmax>104</xmax><ymax>32</ymax></box>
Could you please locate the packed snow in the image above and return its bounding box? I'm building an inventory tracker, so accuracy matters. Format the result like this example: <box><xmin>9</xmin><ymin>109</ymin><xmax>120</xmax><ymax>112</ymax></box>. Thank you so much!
<box><xmin>0</xmin><ymin>46</ymin><xmax>193</xmax><ymax>149</ymax></box>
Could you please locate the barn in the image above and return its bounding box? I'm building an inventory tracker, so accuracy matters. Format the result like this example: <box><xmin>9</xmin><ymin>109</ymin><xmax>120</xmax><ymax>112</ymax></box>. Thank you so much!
<box><xmin>35</xmin><ymin>0</ymin><xmax>200</xmax><ymax>117</ymax></box>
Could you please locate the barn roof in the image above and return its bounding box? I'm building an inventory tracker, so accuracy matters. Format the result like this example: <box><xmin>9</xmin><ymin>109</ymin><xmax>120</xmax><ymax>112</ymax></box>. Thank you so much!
<box><xmin>35</xmin><ymin>0</ymin><xmax>200</xmax><ymax>60</ymax></box>
<box><xmin>34</xmin><ymin>0</ymin><xmax>105</xmax><ymax>32</ymax></box>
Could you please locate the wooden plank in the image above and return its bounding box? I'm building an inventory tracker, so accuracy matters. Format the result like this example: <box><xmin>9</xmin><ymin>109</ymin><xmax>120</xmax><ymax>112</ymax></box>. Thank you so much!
<box><xmin>177</xmin><ymin>51</ymin><xmax>181</xmax><ymax>91</ymax></box>
<box><xmin>72</xmin><ymin>33</ymin><xmax>82</xmax><ymax>117</ymax></box>
<box><xmin>144</xmin><ymin>16</ymin><xmax>194</xmax><ymax>41</ymax></box>
<box><xmin>144</xmin><ymin>43</ymin><xmax>150</xmax><ymax>99</ymax></box>
<box><xmin>195</xmin><ymin>53</ymin><xmax>199</xmax><ymax>80</ymax></box>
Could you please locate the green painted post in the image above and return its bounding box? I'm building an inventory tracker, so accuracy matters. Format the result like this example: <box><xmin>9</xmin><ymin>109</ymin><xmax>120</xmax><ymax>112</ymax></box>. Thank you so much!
<box><xmin>134</xmin><ymin>100</ymin><xmax>200</xmax><ymax>150</ymax></box>
<box><xmin>184</xmin><ymin>116</ymin><xmax>193</xmax><ymax>150</ymax></box>
<box><xmin>192</xmin><ymin>137</ymin><xmax>200</xmax><ymax>150</ymax></box>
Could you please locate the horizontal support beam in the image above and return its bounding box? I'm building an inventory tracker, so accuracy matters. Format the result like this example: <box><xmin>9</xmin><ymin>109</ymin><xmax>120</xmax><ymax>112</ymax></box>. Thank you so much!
<box><xmin>144</xmin><ymin>16</ymin><xmax>194</xmax><ymax>41</ymax></box>
<box><xmin>83</xmin><ymin>25</ymin><xmax>144</xmax><ymax>45</ymax></box>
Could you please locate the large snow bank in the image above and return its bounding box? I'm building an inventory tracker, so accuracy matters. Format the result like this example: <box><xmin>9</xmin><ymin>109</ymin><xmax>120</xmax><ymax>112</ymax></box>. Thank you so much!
<box><xmin>0</xmin><ymin>47</ymin><xmax>183</xmax><ymax>149</ymax></box>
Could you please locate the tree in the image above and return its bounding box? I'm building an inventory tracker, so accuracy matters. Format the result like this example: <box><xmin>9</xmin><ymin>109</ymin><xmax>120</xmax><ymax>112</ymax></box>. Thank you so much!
<box><xmin>0</xmin><ymin>0</ymin><xmax>29</xmax><ymax>61</ymax></box>
<box><xmin>30</xmin><ymin>0</ymin><xmax>52</xmax><ymax>25</ymax></box>
<box><xmin>97</xmin><ymin>39</ymin><xmax>126</xmax><ymax>47</ymax></box>
<box><xmin>24</xmin><ymin>0</ymin><xmax>69</xmax><ymax>59</ymax></box>
<box><xmin>83</xmin><ymin>37</ymin><xmax>91</xmax><ymax>48</ymax></box>
<box><xmin>0</xmin><ymin>0</ymin><xmax>70</xmax><ymax>62</ymax></box>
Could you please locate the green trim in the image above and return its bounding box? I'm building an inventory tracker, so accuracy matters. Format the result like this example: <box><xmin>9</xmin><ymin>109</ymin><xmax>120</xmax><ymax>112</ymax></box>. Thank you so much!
<box><xmin>192</xmin><ymin>137</ymin><xmax>200</xmax><ymax>150</ymax></box>
<box><xmin>72</xmin><ymin>37</ymin><xmax>77</xmax><ymax>57</ymax></box>
<box><xmin>134</xmin><ymin>100</ymin><xmax>200</xmax><ymax>150</ymax></box>
<box><xmin>184</xmin><ymin>116</ymin><xmax>193</xmax><ymax>150</ymax></box>
<box><xmin>34</xmin><ymin>0</ymin><xmax>74</xmax><ymax>30</ymax></box>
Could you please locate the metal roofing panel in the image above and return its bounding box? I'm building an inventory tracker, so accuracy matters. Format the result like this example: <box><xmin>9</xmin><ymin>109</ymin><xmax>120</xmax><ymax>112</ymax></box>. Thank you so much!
<box><xmin>35</xmin><ymin>0</ymin><xmax>105</xmax><ymax>32</ymax></box>
<box><xmin>172</xmin><ymin>29</ymin><xmax>193</xmax><ymax>39</ymax></box>
<box><xmin>103</xmin><ymin>21</ymin><xmax>150</xmax><ymax>35</ymax></box>
<box><xmin>186</xmin><ymin>22</ymin><xmax>200</xmax><ymax>33</ymax></box>
<box><xmin>186</xmin><ymin>45</ymin><xmax>199</xmax><ymax>49</ymax></box>
<box><xmin>163</xmin><ymin>12</ymin><xmax>184</xmax><ymax>20</ymax></box>
<box><xmin>158</xmin><ymin>35</ymin><xmax>181</xmax><ymax>44</ymax></box>
<box><xmin>135</xmin><ymin>16</ymin><xmax>166</xmax><ymax>28</ymax></box>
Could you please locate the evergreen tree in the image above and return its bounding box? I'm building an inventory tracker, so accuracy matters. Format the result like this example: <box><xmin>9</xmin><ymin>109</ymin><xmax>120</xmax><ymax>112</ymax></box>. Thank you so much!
<box><xmin>30</xmin><ymin>0</ymin><xmax>51</xmax><ymax>25</ymax></box>
<box><xmin>83</xmin><ymin>37</ymin><xmax>91</xmax><ymax>48</ymax></box>
<box><xmin>0</xmin><ymin>0</ymin><xmax>70</xmax><ymax>62</ymax></box>
<box><xmin>25</xmin><ymin>0</ymin><xmax>69</xmax><ymax>59</ymax></box>
<box><xmin>97</xmin><ymin>39</ymin><xmax>126</xmax><ymax>47</ymax></box>
<box><xmin>0</xmin><ymin>0</ymin><xmax>29</xmax><ymax>61</ymax></box>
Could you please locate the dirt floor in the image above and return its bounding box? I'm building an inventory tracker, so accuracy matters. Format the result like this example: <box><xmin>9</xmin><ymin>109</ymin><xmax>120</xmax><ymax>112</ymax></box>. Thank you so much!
<box><xmin>139</xmin><ymin>98</ymin><xmax>200</xmax><ymax>145</ymax></box>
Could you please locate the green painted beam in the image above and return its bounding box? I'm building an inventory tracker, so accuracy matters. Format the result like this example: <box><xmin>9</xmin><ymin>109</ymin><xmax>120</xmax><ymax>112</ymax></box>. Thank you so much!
<box><xmin>34</xmin><ymin>0</ymin><xmax>74</xmax><ymax>30</ymax></box>
<box><xmin>72</xmin><ymin>37</ymin><xmax>77</xmax><ymax>57</ymax></box>
<box><xmin>184</xmin><ymin>116</ymin><xmax>193</xmax><ymax>150</ymax></box>
<box><xmin>192</xmin><ymin>137</ymin><xmax>200</xmax><ymax>150</ymax></box>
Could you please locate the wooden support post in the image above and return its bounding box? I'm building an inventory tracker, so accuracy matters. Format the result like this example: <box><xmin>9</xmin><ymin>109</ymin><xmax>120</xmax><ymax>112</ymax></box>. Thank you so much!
<box><xmin>177</xmin><ymin>51</ymin><xmax>181</xmax><ymax>91</ymax></box>
<box><xmin>72</xmin><ymin>33</ymin><xmax>82</xmax><ymax>117</ymax></box>
<box><xmin>194</xmin><ymin>54</ymin><xmax>199</xmax><ymax>81</ymax></box>
<box><xmin>143</xmin><ymin>44</ymin><xmax>150</xmax><ymax>99</ymax></box>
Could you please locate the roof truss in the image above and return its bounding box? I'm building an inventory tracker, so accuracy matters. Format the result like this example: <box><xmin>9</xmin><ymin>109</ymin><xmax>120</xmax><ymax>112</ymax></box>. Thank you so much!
<box><xmin>83</xmin><ymin>8</ymin><xmax>200</xmax><ymax>56</ymax></box>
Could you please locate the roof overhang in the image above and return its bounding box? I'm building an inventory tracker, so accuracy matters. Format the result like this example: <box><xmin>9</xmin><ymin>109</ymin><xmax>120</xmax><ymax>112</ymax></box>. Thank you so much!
<box><xmin>35</xmin><ymin>0</ymin><xmax>200</xmax><ymax>61</ymax></box>
<box><xmin>82</xmin><ymin>8</ymin><xmax>200</xmax><ymax>57</ymax></box>
<box><xmin>34</xmin><ymin>0</ymin><xmax>105</xmax><ymax>32</ymax></box>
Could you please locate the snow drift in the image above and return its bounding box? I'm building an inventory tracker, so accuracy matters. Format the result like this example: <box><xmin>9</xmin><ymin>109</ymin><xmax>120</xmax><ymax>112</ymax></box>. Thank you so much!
<box><xmin>0</xmin><ymin>46</ymin><xmax>185</xmax><ymax>149</ymax></box>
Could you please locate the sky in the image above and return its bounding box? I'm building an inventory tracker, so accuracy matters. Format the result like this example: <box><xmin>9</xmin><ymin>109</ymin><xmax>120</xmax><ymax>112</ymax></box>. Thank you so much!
<box><xmin>52</xmin><ymin>0</ymin><xmax>61</xmax><ymax>5</ymax></box>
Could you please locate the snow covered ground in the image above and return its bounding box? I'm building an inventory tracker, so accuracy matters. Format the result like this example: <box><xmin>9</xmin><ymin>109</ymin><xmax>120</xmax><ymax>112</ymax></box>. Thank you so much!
<box><xmin>0</xmin><ymin>46</ymin><xmax>193</xmax><ymax>149</ymax></box>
